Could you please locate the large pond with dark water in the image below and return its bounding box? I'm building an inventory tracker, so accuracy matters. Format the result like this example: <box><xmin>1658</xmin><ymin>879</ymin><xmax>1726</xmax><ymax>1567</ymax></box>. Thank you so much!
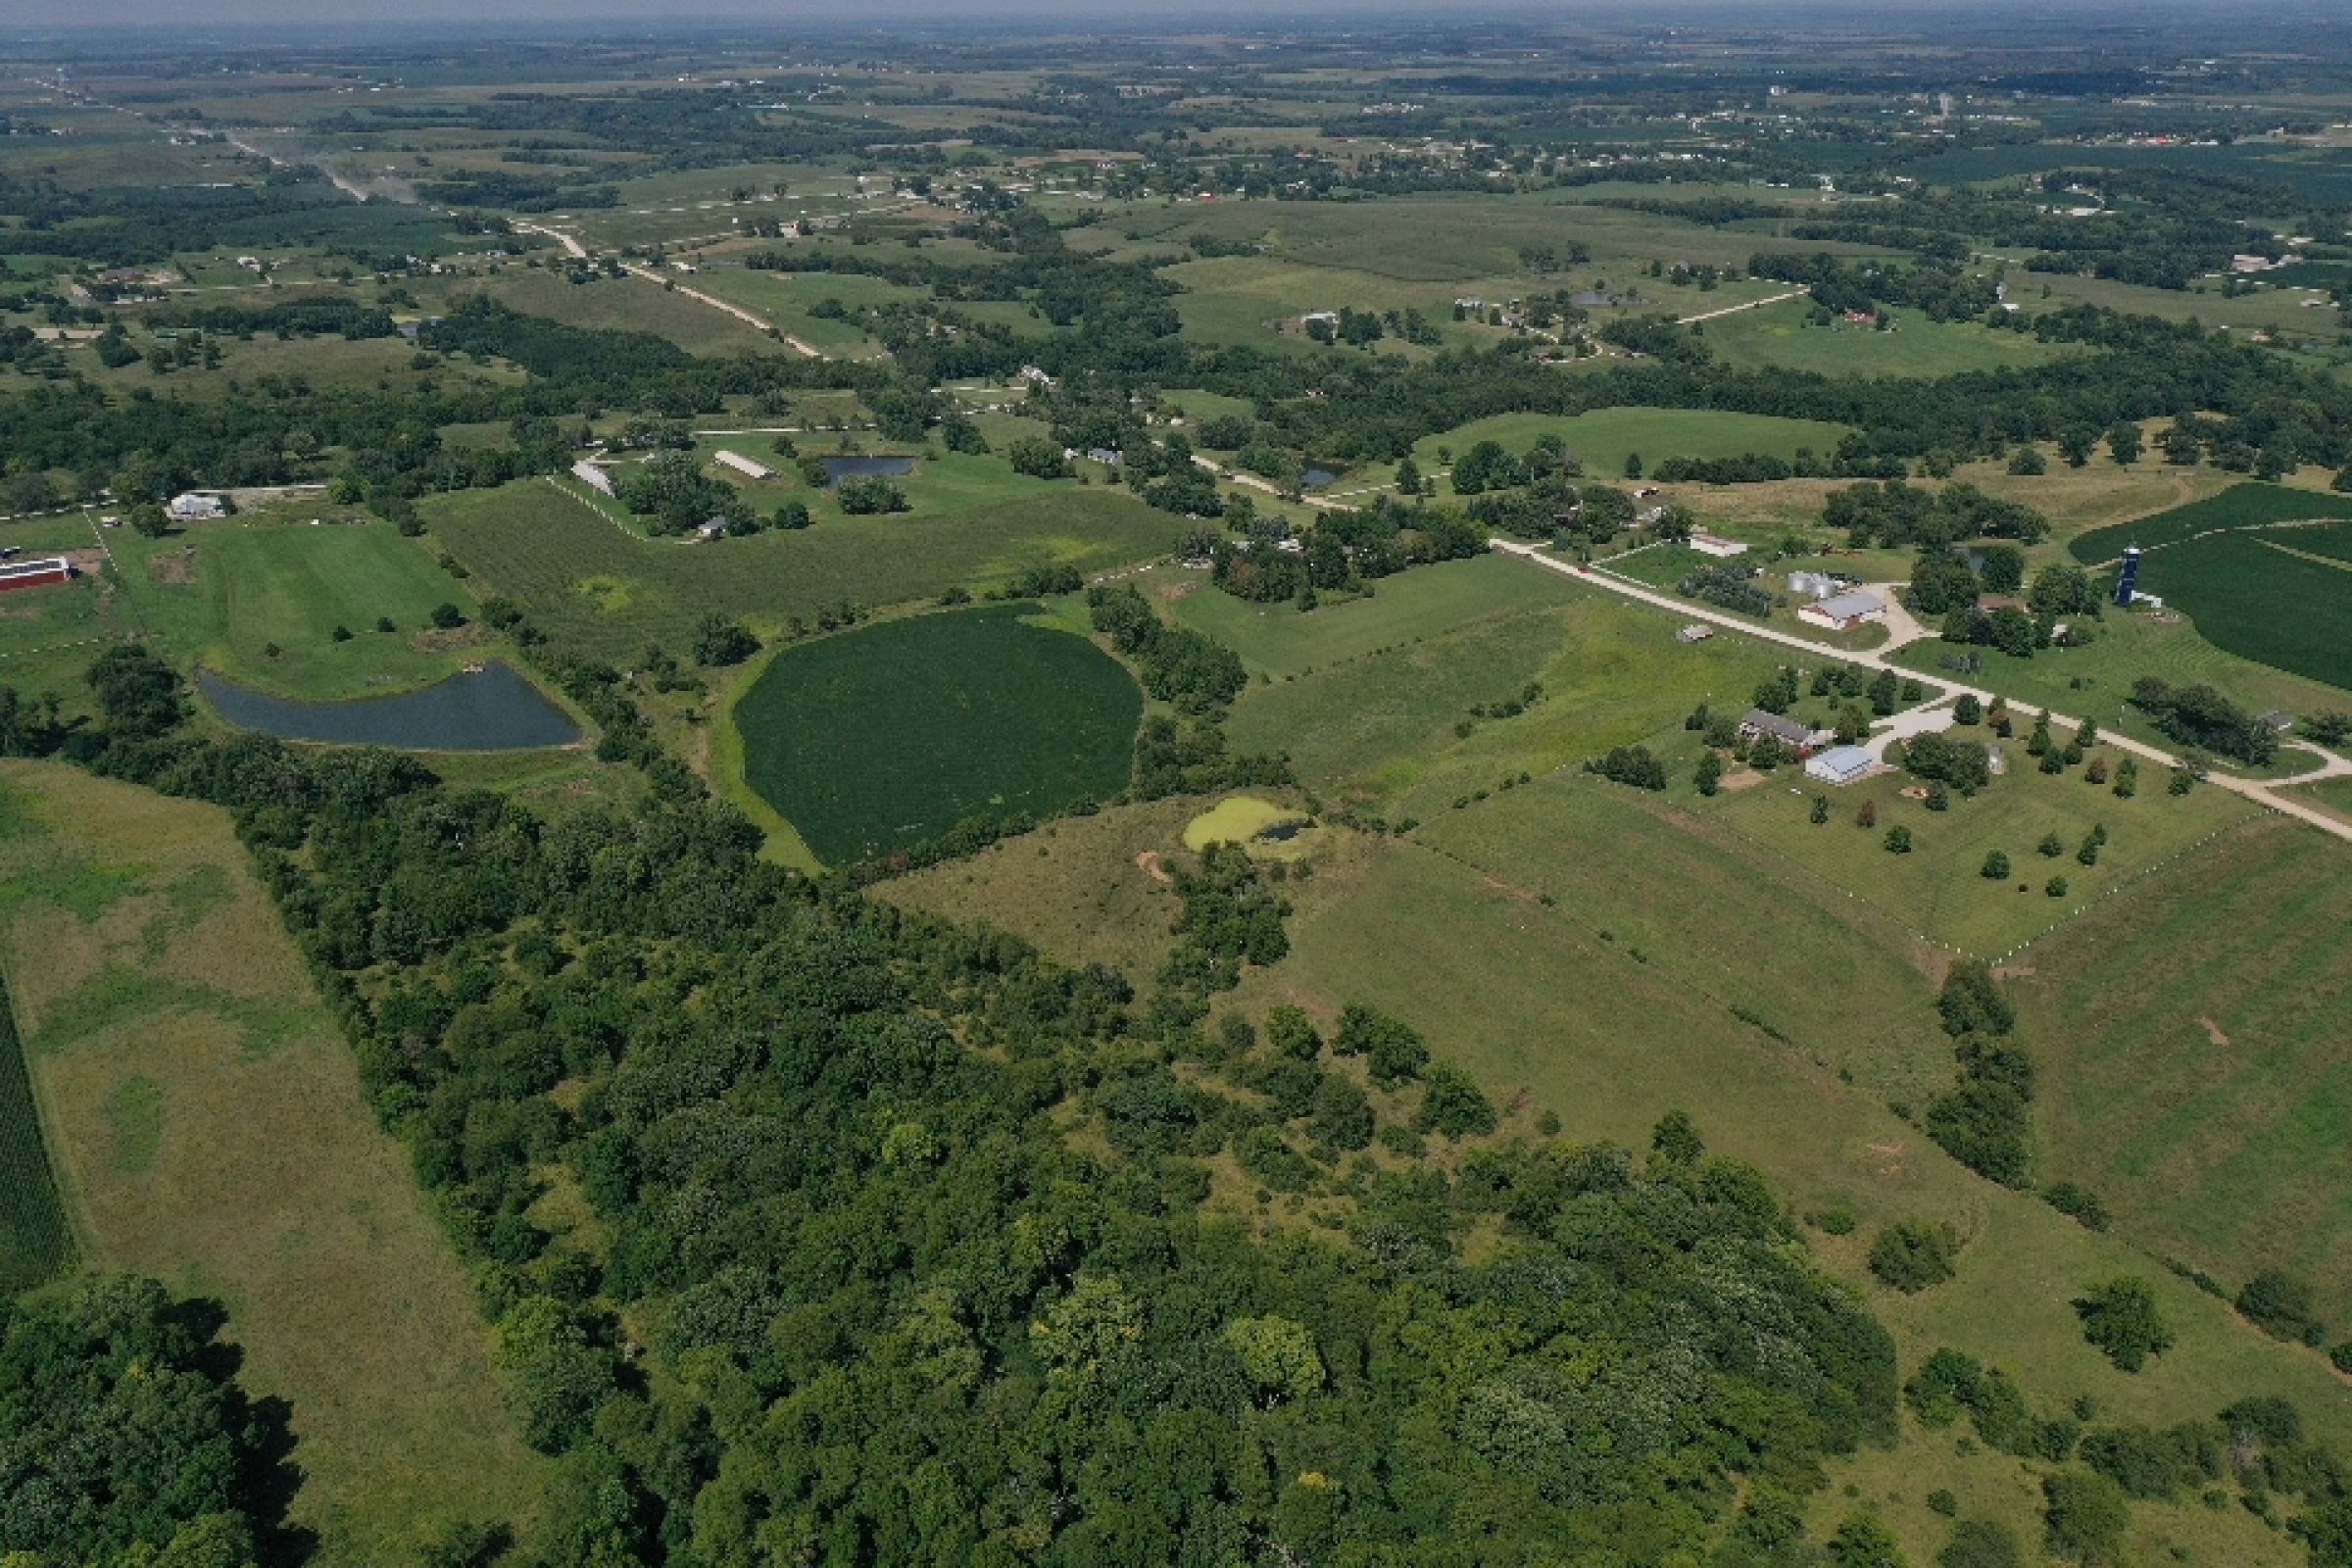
<box><xmin>197</xmin><ymin>662</ymin><xmax>581</xmax><ymax>751</ymax></box>
<box><xmin>820</xmin><ymin>455</ymin><xmax>916</xmax><ymax>486</ymax></box>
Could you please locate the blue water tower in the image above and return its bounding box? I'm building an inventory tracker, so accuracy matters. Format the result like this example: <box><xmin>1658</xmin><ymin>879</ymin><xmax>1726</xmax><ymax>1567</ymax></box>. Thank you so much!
<box><xmin>2114</xmin><ymin>546</ymin><xmax>2141</xmax><ymax>609</ymax></box>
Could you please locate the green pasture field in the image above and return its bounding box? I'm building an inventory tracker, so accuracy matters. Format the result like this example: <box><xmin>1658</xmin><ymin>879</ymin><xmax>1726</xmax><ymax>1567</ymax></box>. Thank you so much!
<box><xmin>29</xmin><ymin>330</ymin><xmax>449</xmax><ymax>402</ymax></box>
<box><xmin>1413</xmin><ymin>406</ymin><xmax>1856</xmax><ymax>480</ymax></box>
<box><xmin>1696</xmin><ymin>305</ymin><xmax>2078</xmax><ymax>377</ymax></box>
<box><xmin>427</xmin><ymin>477</ymin><xmax>1180</xmax><ymax>662</ymax></box>
<box><xmin>1221</xmin><ymin>570</ymin><xmax>1792</xmax><ymax>812</ymax></box>
<box><xmin>681</xmin><ymin>266</ymin><xmax>924</xmax><ymax>358</ymax></box>
<box><xmin>729</xmin><ymin>603</ymin><xmax>1142</xmax><ymax>865</ymax></box>
<box><xmin>1160</xmin><ymin>255</ymin><xmax>1500</xmax><ymax>338</ymax></box>
<box><xmin>2300</xmin><ymin>775</ymin><xmax>2352</xmax><ymax>822</ymax></box>
<box><xmin>117</xmin><ymin>514</ymin><xmax>494</xmax><ymax>703</ymax></box>
<box><xmin>0</xmin><ymin>762</ymin><xmax>550</xmax><ymax>1555</ymax></box>
<box><xmin>1148</xmin><ymin>191</ymin><xmax>1878</xmax><ymax>282</ymax></box>
<box><xmin>461</xmin><ymin>267</ymin><xmax>779</xmax><ymax>358</ymax></box>
<box><xmin>2019</xmin><ymin>816</ymin><xmax>2352</xmax><ymax>1319</ymax></box>
<box><xmin>1166</xmin><ymin>552</ymin><xmax>1574</xmax><ymax>678</ymax></box>
<box><xmin>0</xmin><ymin>961</ymin><xmax>70</xmax><ymax>1295</ymax></box>
<box><xmin>2068</xmin><ymin>481</ymin><xmax>2352</xmax><ymax>564</ymax></box>
<box><xmin>1695</xmin><ymin>731</ymin><xmax>2257</xmax><ymax>959</ymax></box>
<box><xmin>2018</xmin><ymin>269</ymin><xmax>2342</xmax><ymax>338</ymax></box>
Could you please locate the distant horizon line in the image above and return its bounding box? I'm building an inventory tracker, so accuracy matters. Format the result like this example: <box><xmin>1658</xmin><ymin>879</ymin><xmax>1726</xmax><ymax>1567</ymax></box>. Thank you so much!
<box><xmin>2</xmin><ymin>0</ymin><xmax>2337</xmax><ymax>44</ymax></box>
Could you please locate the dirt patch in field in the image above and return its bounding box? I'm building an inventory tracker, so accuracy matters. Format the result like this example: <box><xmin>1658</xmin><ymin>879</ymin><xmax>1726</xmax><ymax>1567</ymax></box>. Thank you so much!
<box><xmin>1865</xmin><ymin>1140</ymin><xmax>1909</xmax><ymax>1178</ymax></box>
<box><xmin>1135</xmin><ymin>850</ymin><xmax>1173</xmax><ymax>884</ymax></box>
<box><xmin>150</xmin><ymin>547</ymin><xmax>199</xmax><ymax>586</ymax></box>
<box><xmin>1718</xmin><ymin>768</ymin><xmax>1770</xmax><ymax>793</ymax></box>
<box><xmin>2199</xmin><ymin>1016</ymin><xmax>2231</xmax><ymax>1048</ymax></box>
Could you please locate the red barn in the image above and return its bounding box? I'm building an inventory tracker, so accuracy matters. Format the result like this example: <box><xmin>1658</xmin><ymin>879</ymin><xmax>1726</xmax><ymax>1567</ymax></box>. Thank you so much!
<box><xmin>0</xmin><ymin>557</ymin><xmax>73</xmax><ymax>593</ymax></box>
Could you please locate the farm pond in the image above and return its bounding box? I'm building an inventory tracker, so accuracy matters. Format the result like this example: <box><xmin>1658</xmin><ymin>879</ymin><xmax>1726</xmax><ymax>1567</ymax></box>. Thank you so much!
<box><xmin>197</xmin><ymin>662</ymin><xmax>582</xmax><ymax>751</ymax></box>
<box><xmin>821</xmin><ymin>456</ymin><xmax>916</xmax><ymax>485</ymax></box>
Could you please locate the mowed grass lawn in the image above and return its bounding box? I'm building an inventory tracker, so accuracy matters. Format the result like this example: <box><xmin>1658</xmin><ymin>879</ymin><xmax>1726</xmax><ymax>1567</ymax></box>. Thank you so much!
<box><xmin>426</xmin><ymin>477</ymin><xmax>1182</xmax><ymax>663</ymax></box>
<box><xmin>1413</xmin><ymin>406</ymin><xmax>1856</xmax><ymax>479</ymax></box>
<box><xmin>120</xmin><ymin>514</ymin><xmax>491</xmax><ymax>702</ymax></box>
<box><xmin>2019</xmin><ymin>816</ymin><xmax>2352</xmax><ymax>1319</ymax></box>
<box><xmin>1697</xmin><ymin>733</ymin><xmax>2257</xmax><ymax>959</ymax></box>
<box><xmin>0</xmin><ymin>762</ymin><xmax>549</xmax><ymax>1557</ymax></box>
<box><xmin>730</xmin><ymin>604</ymin><xmax>1142</xmax><ymax>865</ymax></box>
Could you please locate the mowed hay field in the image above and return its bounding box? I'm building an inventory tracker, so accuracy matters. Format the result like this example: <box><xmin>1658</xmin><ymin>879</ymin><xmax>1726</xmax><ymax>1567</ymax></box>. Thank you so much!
<box><xmin>428</xmin><ymin>478</ymin><xmax>1181</xmax><ymax>662</ymax></box>
<box><xmin>2019</xmin><ymin>816</ymin><xmax>2352</xmax><ymax>1317</ymax></box>
<box><xmin>731</xmin><ymin>604</ymin><xmax>1142</xmax><ymax>865</ymax></box>
<box><xmin>120</xmin><ymin>515</ymin><xmax>493</xmax><ymax>702</ymax></box>
<box><xmin>1413</xmin><ymin>406</ymin><xmax>1854</xmax><ymax>481</ymax></box>
<box><xmin>0</xmin><ymin>762</ymin><xmax>549</xmax><ymax>1556</ymax></box>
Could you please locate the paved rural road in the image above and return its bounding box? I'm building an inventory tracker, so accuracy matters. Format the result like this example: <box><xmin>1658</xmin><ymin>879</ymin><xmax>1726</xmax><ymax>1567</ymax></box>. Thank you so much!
<box><xmin>1490</xmin><ymin>538</ymin><xmax>2352</xmax><ymax>844</ymax></box>
<box><xmin>1676</xmin><ymin>288</ymin><xmax>1810</xmax><ymax>326</ymax></box>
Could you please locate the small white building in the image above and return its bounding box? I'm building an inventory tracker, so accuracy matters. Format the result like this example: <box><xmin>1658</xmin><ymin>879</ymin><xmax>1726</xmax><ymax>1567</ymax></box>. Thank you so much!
<box><xmin>696</xmin><ymin>516</ymin><xmax>730</xmax><ymax>541</ymax></box>
<box><xmin>167</xmin><ymin>492</ymin><xmax>226</xmax><ymax>521</ymax></box>
<box><xmin>571</xmin><ymin>461</ymin><xmax>615</xmax><ymax>496</ymax></box>
<box><xmin>1677</xmin><ymin>623</ymin><xmax>1714</xmax><ymax>644</ymax></box>
<box><xmin>713</xmin><ymin>449</ymin><xmax>776</xmax><ymax>481</ymax></box>
<box><xmin>1688</xmin><ymin>532</ymin><xmax>1748</xmax><ymax>559</ymax></box>
<box><xmin>1805</xmin><ymin>745</ymin><xmax>1874</xmax><ymax>787</ymax></box>
<box><xmin>1797</xmin><ymin>589</ymin><xmax>1886</xmax><ymax>631</ymax></box>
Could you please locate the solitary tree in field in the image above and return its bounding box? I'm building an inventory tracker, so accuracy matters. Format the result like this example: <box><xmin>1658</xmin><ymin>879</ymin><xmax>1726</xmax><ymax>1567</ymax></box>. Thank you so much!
<box><xmin>1982</xmin><ymin>850</ymin><xmax>2011</xmax><ymax>880</ymax></box>
<box><xmin>2075</xmin><ymin>1277</ymin><xmax>2173</xmax><ymax>1371</ymax></box>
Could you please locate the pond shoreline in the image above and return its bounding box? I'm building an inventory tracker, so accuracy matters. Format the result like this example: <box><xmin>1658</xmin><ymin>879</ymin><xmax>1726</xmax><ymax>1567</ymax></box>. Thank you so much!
<box><xmin>197</xmin><ymin>662</ymin><xmax>585</xmax><ymax>753</ymax></box>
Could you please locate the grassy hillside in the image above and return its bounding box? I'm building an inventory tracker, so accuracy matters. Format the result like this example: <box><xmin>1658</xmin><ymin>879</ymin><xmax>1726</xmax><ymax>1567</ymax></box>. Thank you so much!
<box><xmin>2021</xmin><ymin>816</ymin><xmax>2352</xmax><ymax>1318</ymax></box>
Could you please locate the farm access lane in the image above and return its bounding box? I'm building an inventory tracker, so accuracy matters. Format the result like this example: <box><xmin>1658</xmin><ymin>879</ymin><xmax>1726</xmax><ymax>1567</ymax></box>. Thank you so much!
<box><xmin>1674</xmin><ymin>288</ymin><xmax>1810</xmax><ymax>326</ymax></box>
<box><xmin>512</xmin><ymin>221</ymin><xmax>830</xmax><ymax>359</ymax></box>
<box><xmin>1488</xmin><ymin>538</ymin><xmax>2352</xmax><ymax>846</ymax></box>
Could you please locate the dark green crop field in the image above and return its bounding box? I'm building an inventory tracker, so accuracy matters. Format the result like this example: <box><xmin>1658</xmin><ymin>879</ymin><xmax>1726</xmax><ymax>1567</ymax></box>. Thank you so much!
<box><xmin>2069</xmin><ymin>482</ymin><xmax>2352</xmax><ymax>564</ymax></box>
<box><xmin>733</xmin><ymin>605</ymin><xmax>1142</xmax><ymax>865</ymax></box>
<box><xmin>2135</xmin><ymin>531</ymin><xmax>2352</xmax><ymax>694</ymax></box>
<box><xmin>0</xmin><ymin>965</ymin><xmax>70</xmax><ymax>1294</ymax></box>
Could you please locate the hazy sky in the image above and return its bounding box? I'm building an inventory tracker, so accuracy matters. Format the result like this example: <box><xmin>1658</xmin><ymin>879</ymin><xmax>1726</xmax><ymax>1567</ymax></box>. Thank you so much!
<box><xmin>0</xmin><ymin>0</ymin><xmax>2235</xmax><ymax>28</ymax></box>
